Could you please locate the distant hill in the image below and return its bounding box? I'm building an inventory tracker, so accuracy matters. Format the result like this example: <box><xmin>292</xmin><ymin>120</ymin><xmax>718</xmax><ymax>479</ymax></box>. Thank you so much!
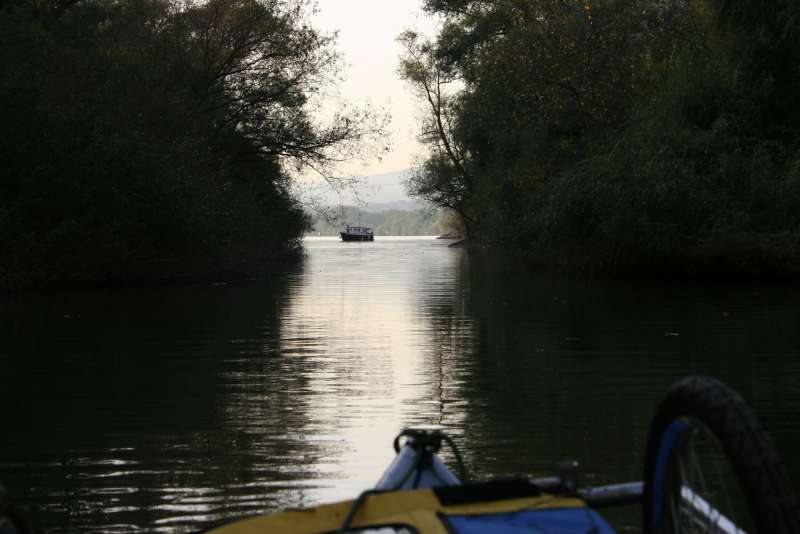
<box><xmin>307</xmin><ymin>206</ymin><xmax>443</xmax><ymax>236</ymax></box>
<box><xmin>366</xmin><ymin>200</ymin><xmax>422</xmax><ymax>212</ymax></box>
<box><xmin>297</xmin><ymin>169</ymin><xmax>419</xmax><ymax>211</ymax></box>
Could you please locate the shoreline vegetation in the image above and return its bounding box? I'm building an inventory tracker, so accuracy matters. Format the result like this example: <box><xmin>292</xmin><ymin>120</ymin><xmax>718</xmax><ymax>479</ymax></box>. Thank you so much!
<box><xmin>5</xmin><ymin>2</ymin><xmax>800</xmax><ymax>292</ymax></box>
<box><xmin>400</xmin><ymin>1</ymin><xmax>800</xmax><ymax>280</ymax></box>
<box><xmin>0</xmin><ymin>0</ymin><xmax>386</xmax><ymax>293</ymax></box>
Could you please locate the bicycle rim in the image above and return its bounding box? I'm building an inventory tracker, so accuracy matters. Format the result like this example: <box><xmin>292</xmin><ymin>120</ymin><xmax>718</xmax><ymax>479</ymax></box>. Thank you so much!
<box><xmin>663</xmin><ymin>418</ymin><xmax>753</xmax><ymax>534</ymax></box>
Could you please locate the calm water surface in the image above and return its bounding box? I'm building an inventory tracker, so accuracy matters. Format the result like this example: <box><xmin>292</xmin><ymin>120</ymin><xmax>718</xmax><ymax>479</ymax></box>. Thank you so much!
<box><xmin>2</xmin><ymin>237</ymin><xmax>800</xmax><ymax>532</ymax></box>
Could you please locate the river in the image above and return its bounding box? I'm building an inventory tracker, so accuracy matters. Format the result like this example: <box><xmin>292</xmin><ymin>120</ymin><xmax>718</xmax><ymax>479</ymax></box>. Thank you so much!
<box><xmin>2</xmin><ymin>236</ymin><xmax>799</xmax><ymax>532</ymax></box>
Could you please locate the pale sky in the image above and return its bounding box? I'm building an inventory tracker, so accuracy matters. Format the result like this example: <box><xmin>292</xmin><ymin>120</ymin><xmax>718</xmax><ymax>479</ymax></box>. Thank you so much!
<box><xmin>311</xmin><ymin>0</ymin><xmax>439</xmax><ymax>178</ymax></box>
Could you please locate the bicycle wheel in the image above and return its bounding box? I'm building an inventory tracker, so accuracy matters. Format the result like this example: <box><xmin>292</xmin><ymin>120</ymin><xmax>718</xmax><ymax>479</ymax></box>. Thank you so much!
<box><xmin>643</xmin><ymin>376</ymin><xmax>800</xmax><ymax>534</ymax></box>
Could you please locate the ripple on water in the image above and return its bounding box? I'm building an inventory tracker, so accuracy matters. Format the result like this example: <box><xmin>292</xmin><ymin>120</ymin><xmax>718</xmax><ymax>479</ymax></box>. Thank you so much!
<box><xmin>2</xmin><ymin>238</ymin><xmax>800</xmax><ymax>532</ymax></box>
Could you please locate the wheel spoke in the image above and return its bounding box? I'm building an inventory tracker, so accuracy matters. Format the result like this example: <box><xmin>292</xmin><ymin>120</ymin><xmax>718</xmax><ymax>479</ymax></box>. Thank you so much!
<box><xmin>686</xmin><ymin>430</ymin><xmax>715</xmax><ymax>532</ymax></box>
<box><xmin>644</xmin><ymin>377</ymin><xmax>797</xmax><ymax>534</ymax></box>
<box><xmin>671</xmin><ymin>423</ymin><xmax>748</xmax><ymax>534</ymax></box>
<box><xmin>708</xmin><ymin>429</ymin><xmax>738</xmax><ymax>532</ymax></box>
<box><xmin>676</xmin><ymin>453</ymin><xmax>694</xmax><ymax>533</ymax></box>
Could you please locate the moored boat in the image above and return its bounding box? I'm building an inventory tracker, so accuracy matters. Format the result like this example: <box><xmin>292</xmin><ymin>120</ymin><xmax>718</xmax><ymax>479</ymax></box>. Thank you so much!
<box><xmin>340</xmin><ymin>225</ymin><xmax>374</xmax><ymax>241</ymax></box>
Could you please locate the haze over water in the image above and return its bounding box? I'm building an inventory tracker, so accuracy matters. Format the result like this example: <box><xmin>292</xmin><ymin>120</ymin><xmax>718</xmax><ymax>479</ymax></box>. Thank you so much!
<box><xmin>2</xmin><ymin>237</ymin><xmax>799</xmax><ymax>532</ymax></box>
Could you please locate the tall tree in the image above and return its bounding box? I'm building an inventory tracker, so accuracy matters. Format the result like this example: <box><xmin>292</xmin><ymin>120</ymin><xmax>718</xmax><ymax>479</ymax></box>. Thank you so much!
<box><xmin>0</xmin><ymin>0</ymin><xmax>388</xmax><ymax>290</ymax></box>
<box><xmin>398</xmin><ymin>30</ymin><xmax>475</xmax><ymax>234</ymax></box>
<box><xmin>400</xmin><ymin>0</ymin><xmax>695</xmax><ymax>242</ymax></box>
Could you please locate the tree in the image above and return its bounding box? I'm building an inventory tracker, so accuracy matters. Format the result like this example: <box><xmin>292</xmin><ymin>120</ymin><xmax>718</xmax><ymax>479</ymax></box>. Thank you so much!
<box><xmin>398</xmin><ymin>30</ymin><xmax>476</xmax><ymax>234</ymax></box>
<box><xmin>0</xmin><ymin>0</ymin><xmax>388</xmax><ymax>290</ymax></box>
<box><xmin>399</xmin><ymin>0</ymin><xmax>696</xmax><ymax>243</ymax></box>
<box><xmin>177</xmin><ymin>0</ymin><xmax>389</xmax><ymax>175</ymax></box>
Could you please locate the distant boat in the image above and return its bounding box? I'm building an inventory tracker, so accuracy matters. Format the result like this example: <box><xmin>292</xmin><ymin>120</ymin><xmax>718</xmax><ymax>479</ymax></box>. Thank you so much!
<box><xmin>340</xmin><ymin>225</ymin><xmax>374</xmax><ymax>241</ymax></box>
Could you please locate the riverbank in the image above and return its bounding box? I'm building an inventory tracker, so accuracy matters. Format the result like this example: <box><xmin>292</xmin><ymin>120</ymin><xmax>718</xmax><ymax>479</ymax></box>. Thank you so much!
<box><xmin>401</xmin><ymin>2</ymin><xmax>800</xmax><ymax>285</ymax></box>
<box><xmin>0</xmin><ymin>1</ymin><xmax>372</xmax><ymax>296</ymax></box>
<box><xmin>0</xmin><ymin>245</ymin><xmax>304</xmax><ymax>295</ymax></box>
<box><xmin>449</xmin><ymin>236</ymin><xmax>800</xmax><ymax>282</ymax></box>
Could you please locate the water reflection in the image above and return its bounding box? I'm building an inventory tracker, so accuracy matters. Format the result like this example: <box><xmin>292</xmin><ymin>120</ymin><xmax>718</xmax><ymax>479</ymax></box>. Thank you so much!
<box><xmin>1</xmin><ymin>277</ymin><xmax>321</xmax><ymax>532</ymax></box>
<box><xmin>1</xmin><ymin>237</ymin><xmax>799</xmax><ymax>533</ymax></box>
<box><xmin>432</xmin><ymin>251</ymin><xmax>800</xmax><ymax>494</ymax></box>
<box><xmin>0</xmin><ymin>238</ymin><xmax>476</xmax><ymax>532</ymax></box>
<box><xmin>272</xmin><ymin>238</ymin><xmax>473</xmax><ymax>502</ymax></box>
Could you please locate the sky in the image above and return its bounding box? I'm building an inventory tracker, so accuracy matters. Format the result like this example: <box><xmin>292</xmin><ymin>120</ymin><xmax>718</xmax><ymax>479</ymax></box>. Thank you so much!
<box><xmin>310</xmin><ymin>0</ymin><xmax>439</xmax><ymax>182</ymax></box>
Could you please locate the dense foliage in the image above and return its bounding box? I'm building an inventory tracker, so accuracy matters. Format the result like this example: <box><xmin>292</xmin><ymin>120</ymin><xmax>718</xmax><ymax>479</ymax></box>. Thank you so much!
<box><xmin>0</xmin><ymin>0</ymin><xmax>385</xmax><ymax>291</ymax></box>
<box><xmin>401</xmin><ymin>0</ymin><xmax>800</xmax><ymax>277</ymax></box>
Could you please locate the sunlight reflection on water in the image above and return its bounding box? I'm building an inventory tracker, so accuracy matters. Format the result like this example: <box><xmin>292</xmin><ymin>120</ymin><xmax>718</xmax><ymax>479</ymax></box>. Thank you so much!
<box><xmin>2</xmin><ymin>236</ymin><xmax>799</xmax><ymax>532</ymax></box>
